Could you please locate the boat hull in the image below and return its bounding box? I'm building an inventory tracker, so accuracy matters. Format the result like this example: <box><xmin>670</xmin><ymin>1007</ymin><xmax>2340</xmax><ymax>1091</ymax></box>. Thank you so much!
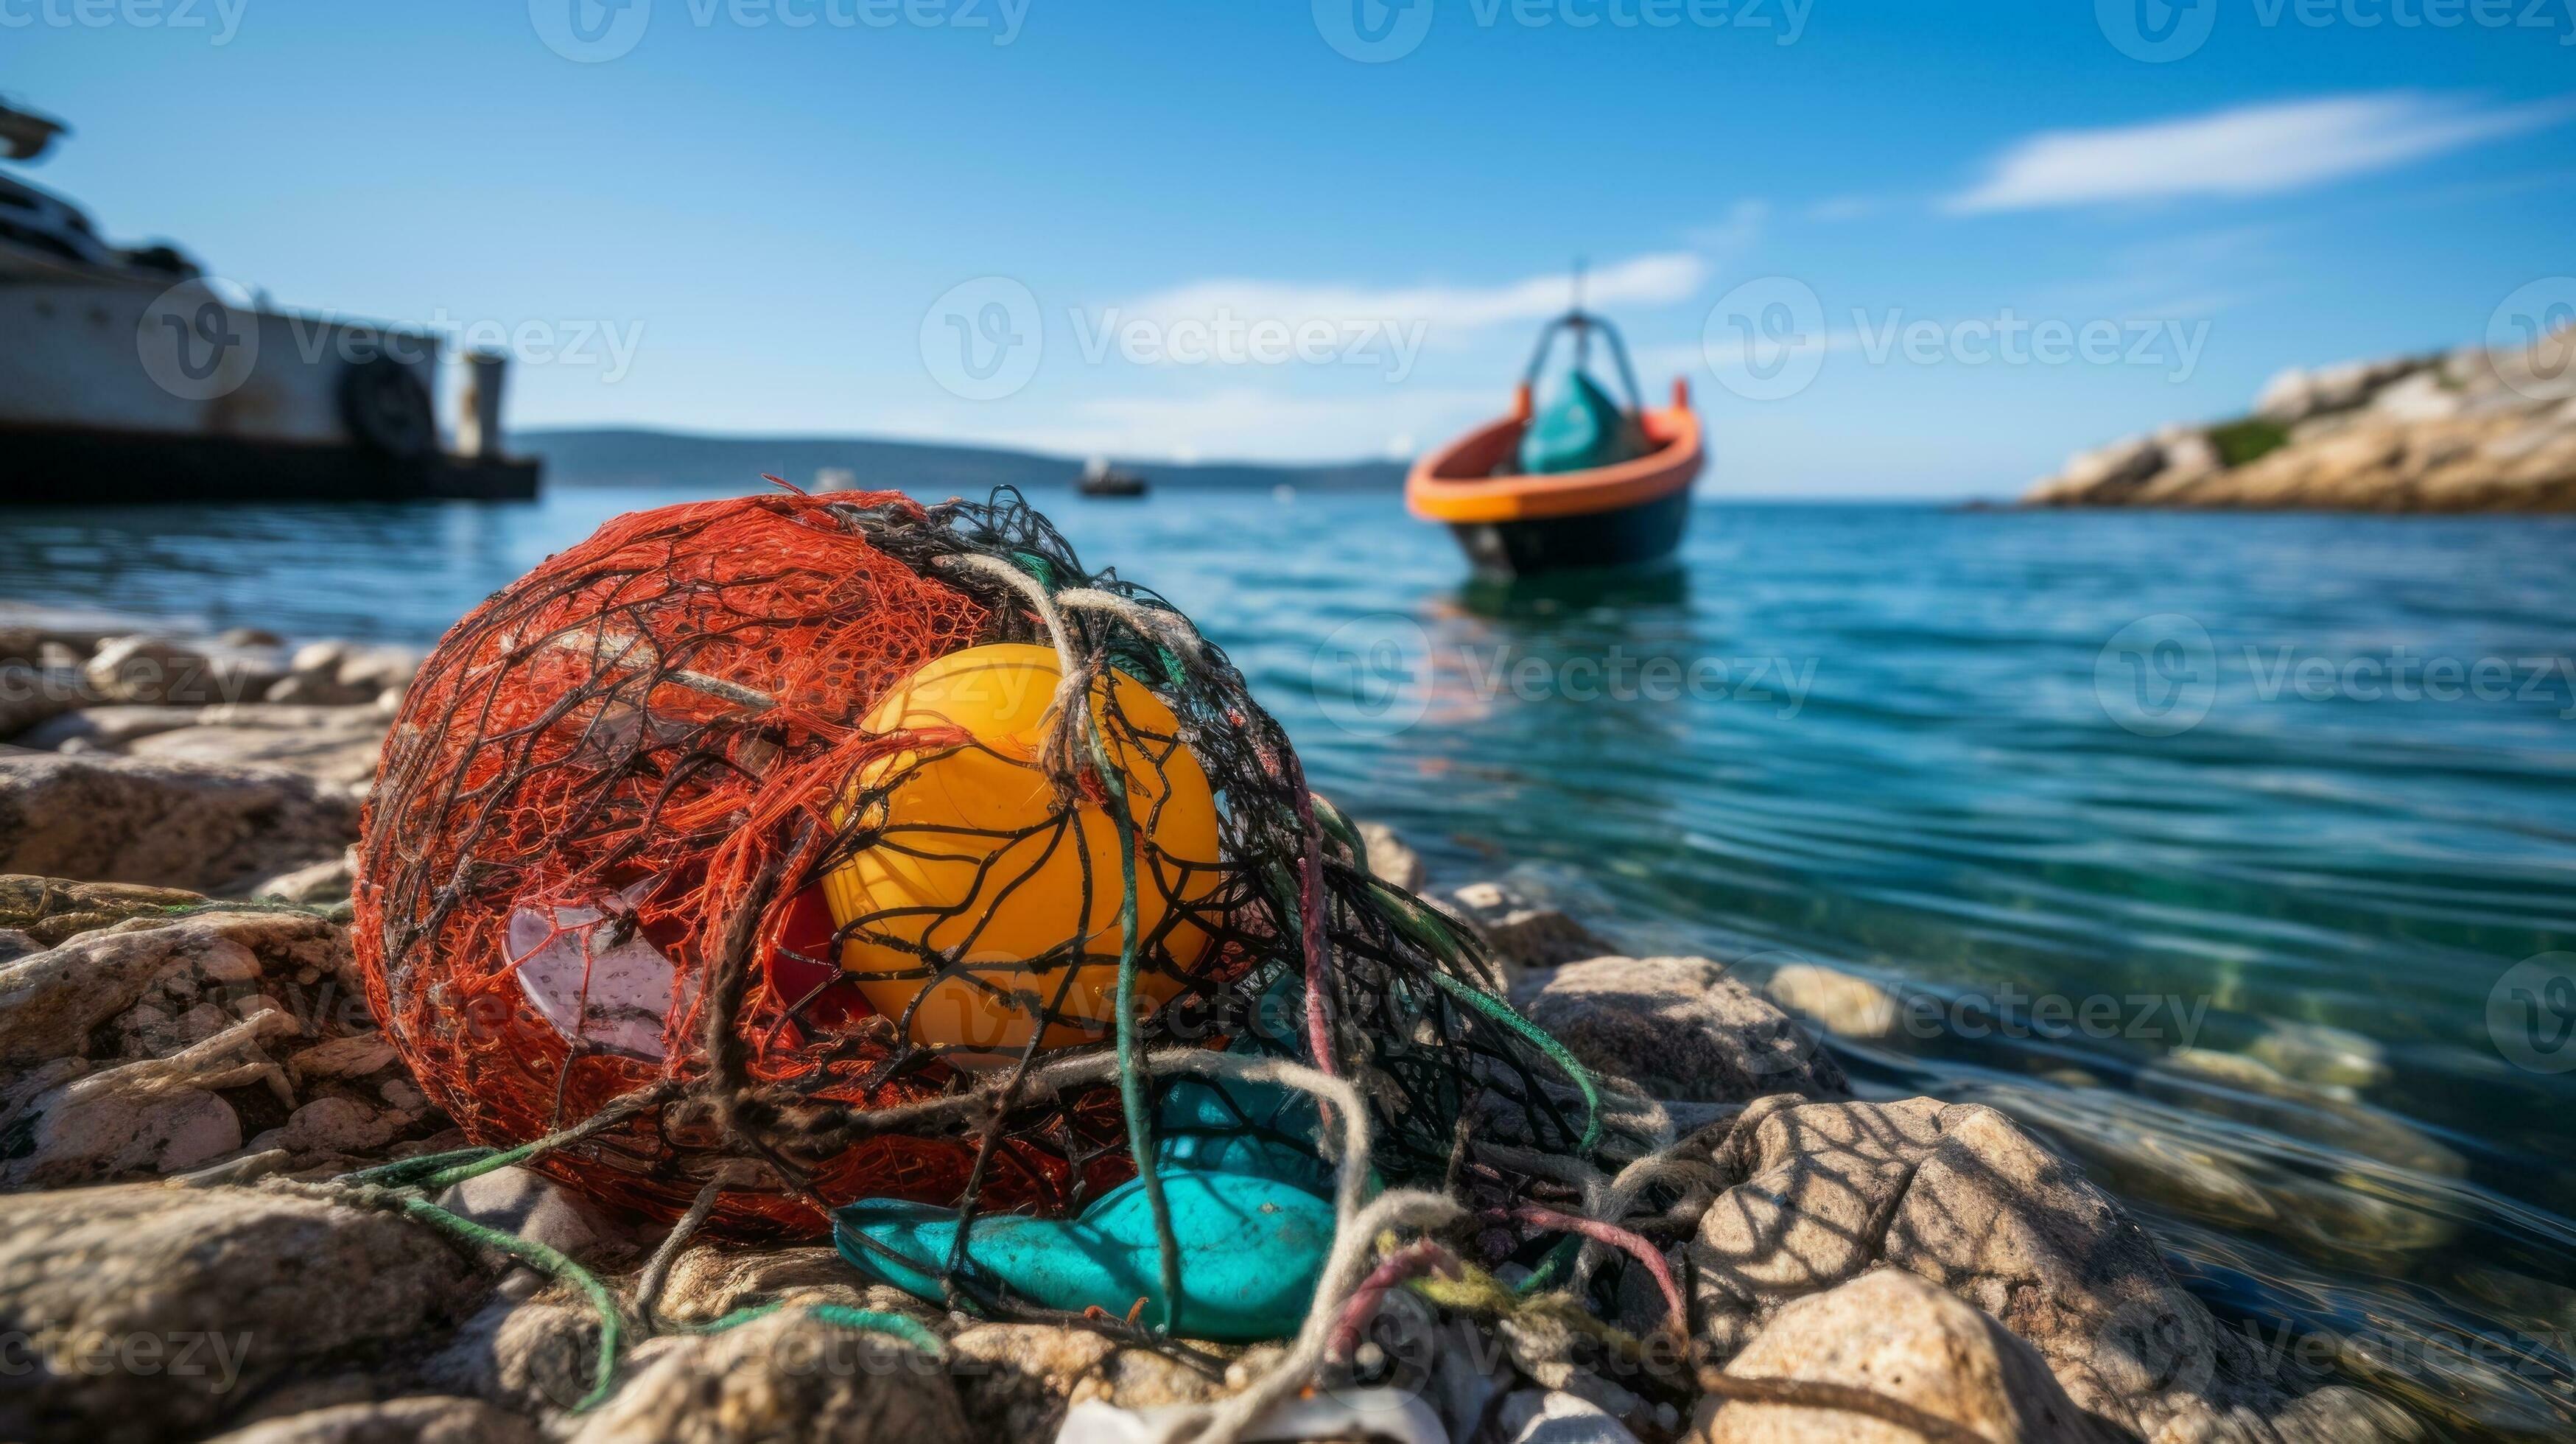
<box><xmin>0</xmin><ymin>424</ymin><xmax>538</xmax><ymax>505</ymax></box>
<box><xmin>1405</xmin><ymin>388</ymin><xmax>1702</xmax><ymax>577</ymax></box>
<box><xmin>1445</xmin><ymin>485</ymin><xmax>1690</xmax><ymax>575</ymax></box>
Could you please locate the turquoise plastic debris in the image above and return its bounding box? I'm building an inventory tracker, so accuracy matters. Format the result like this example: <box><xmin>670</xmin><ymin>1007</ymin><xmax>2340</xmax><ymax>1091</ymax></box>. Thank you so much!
<box><xmin>1515</xmin><ymin>368</ymin><xmax>1647</xmax><ymax>476</ymax></box>
<box><xmin>834</xmin><ymin>1075</ymin><xmax>1338</xmax><ymax>1341</ymax></box>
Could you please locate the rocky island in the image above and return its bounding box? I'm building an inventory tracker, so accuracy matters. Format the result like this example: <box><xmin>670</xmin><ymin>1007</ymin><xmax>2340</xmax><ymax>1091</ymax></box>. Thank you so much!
<box><xmin>2024</xmin><ymin>326</ymin><xmax>2575</xmax><ymax>511</ymax></box>
<box><xmin>0</xmin><ymin>608</ymin><xmax>2419</xmax><ymax>1443</ymax></box>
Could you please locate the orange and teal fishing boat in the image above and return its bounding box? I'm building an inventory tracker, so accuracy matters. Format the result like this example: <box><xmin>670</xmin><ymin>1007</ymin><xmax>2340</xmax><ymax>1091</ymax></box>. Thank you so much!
<box><xmin>1406</xmin><ymin>308</ymin><xmax>1702</xmax><ymax>575</ymax></box>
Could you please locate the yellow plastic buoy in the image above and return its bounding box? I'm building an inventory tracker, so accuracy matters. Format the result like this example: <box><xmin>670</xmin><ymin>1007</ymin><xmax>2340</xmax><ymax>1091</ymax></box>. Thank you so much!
<box><xmin>822</xmin><ymin>643</ymin><xmax>1222</xmax><ymax>1065</ymax></box>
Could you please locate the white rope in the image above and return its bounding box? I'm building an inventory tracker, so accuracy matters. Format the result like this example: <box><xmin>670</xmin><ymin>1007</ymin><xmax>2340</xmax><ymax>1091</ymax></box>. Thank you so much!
<box><xmin>1054</xmin><ymin>588</ymin><xmax>1209</xmax><ymax>670</ymax></box>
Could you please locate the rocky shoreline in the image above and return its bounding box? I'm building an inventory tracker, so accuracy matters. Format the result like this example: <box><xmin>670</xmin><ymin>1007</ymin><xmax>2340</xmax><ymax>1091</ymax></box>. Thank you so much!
<box><xmin>2023</xmin><ymin>326</ymin><xmax>2575</xmax><ymax>511</ymax></box>
<box><xmin>0</xmin><ymin>608</ymin><xmax>2421</xmax><ymax>1443</ymax></box>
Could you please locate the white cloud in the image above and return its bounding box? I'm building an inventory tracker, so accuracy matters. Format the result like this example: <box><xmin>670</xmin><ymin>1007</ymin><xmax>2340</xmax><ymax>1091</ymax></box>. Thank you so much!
<box><xmin>977</xmin><ymin>386</ymin><xmax>1499</xmax><ymax>466</ymax></box>
<box><xmin>1948</xmin><ymin>92</ymin><xmax>2575</xmax><ymax>213</ymax></box>
<box><xmin>1689</xmin><ymin>200</ymin><xmax>1770</xmax><ymax>259</ymax></box>
<box><xmin>1106</xmin><ymin>250</ymin><xmax>1709</xmax><ymax>339</ymax></box>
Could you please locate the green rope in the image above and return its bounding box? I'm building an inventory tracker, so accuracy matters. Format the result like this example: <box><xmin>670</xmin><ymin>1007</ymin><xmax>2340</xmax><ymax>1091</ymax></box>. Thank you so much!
<box><xmin>1422</xmin><ymin>968</ymin><xmax>1602</xmax><ymax>1155</ymax></box>
<box><xmin>683</xmin><ymin>1301</ymin><xmax>787</xmax><ymax>1333</ymax></box>
<box><xmin>809</xmin><ymin>1305</ymin><xmax>946</xmax><ymax>1355</ymax></box>
<box><xmin>687</xmin><ymin>1301</ymin><xmax>942</xmax><ymax>1356</ymax></box>
<box><xmin>390</xmin><ymin>1194</ymin><xmax>625</xmax><ymax>1410</ymax></box>
<box><xmin>343</xmin><ymin>1146</ymin><xmax>497</xmax><ymax>1189</ymax></box>
<box><xmin>1305</xmin><ymin>794</ymin><xmax>1371</xmax><ymax>881</ymax></box>
<box><xmin>1515</xmin><ymin>1234</ymin><xmax>1583</xmax><ymax>1295</ymax></box>
<box><xmin>1085</xmin><ymin>718</ymin><xmax>1181</xmax><ymax>1335</ymax></box>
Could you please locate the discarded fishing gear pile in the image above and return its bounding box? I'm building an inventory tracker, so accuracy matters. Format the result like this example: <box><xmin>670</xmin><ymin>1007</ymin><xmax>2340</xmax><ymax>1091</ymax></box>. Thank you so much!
<box><xmin>332</xmin><ymin>486</ymin><xmax>1989</xmax><ymax>1443</ymax></box>
<box><xmin>354</xmin><ymin>486</ymin><xmax>1612</xmax><ymax>1277</ymax></box>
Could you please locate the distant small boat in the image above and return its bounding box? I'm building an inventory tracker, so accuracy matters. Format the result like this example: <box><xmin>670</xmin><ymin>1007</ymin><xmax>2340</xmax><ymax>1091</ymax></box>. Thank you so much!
<box><xmin>1406</xmin><ymin>308</ymin><xmax>1701</xmax><ymax>575</ymax></box>
<box><xmin>1078</xmin><ymin>457</ymin><xmax>1148</xmax><ymax>498</ymax></box>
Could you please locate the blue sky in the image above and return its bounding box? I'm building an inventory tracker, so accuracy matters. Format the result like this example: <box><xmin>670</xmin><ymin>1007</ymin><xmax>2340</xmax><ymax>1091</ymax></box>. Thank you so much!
<box><xmin>13</xmin><ymin>0</ymin><xmax>2575</xmax><ymax>496</ymax></box>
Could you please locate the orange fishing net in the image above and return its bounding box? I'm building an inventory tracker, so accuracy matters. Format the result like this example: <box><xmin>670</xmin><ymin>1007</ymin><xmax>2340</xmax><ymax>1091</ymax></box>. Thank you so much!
<box><xmin>357</xmin><ymin>491</ymin><xmax>1131</xmax><ymax>1234</ymax></box>
<box><xmin>355</xmin><ymin>487</ymin><xmax>1591</xmax><ymax>1248</ymax></box>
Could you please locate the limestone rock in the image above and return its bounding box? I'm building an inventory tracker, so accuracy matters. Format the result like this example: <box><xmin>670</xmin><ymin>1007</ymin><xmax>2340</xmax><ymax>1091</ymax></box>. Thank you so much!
<box><xmin>2054</xmin><ymin>434</ymin><xmax>2164</xmax><ymax>497</ymax></box>
<box><xmin>0</xmin><ymin>1183</ymin><xmax>486</xmax><ymax>1443</ymax></box>
<box><xmin>1694</xmin><ymin>1268</ymin><xmax>2116</xmax><ymax>1443</ymax></box>
<box><xmin>1358</xmin><ymin>819</ymin><xmax>1426</xmax><ymax>892</ymax></box>
<box><xmin>289</xmin><ymin>1031</ymin><xmax>400</xmax><ymax>1084</ymax></box>
<box><xmin>1501</xmin><ymin>1389</ymin><xmax>1642</xmax><ymax>1444</ymax></box>
<box><xmin>2027</xmin><ymin>337</ymin><xmax>2569</xmax><ymax>511</ymax></box>
<box><xmin>2370</xmin><ymin>371</ymin><xmax>2463</xmax><ymax>424</ymax></box>
<box><xmin>0</xmin><ymin>873</ymin><xmax>206</xmax><ymax>947</ymax></box>
<box><xmin>0</xmin><ymin>752</ymin><xmax>360</xmax><ymax>891</ymax></box>
<box><xmin>2243</xmin><ymin>1020</ymin><xmax>2389</xmax><ymax>1090</ymax></box>
<box><xmin>205</xmin><ymin>1395</ymin><xmax>541</xmax><ymax>1444</ymax></box>
<box><xmin>1</xmin><ymin>1006</ymin><xmax>301</xmax><ymax>1188</ymax></box>
<box><xmin>0</xmin><ymin>663</ymin><xmax>83</xmax><ymax>742</ymax></box>
<box><xmin>268</xmin><ymin>645</ymin><xmax>420</xmax><ymax>709</ymax></box>
<box><xmin>84</xmin><ymin>636</ymin><xmax>224</xmax><ymax>706</ymax></box>
<box><xmin>419</xmin><ymin>1291</ymin><xmax>606</xmax><ymax>1417</ymax></box>
<box><xmin>430</xmin><ymin>1166</ymin><xmax>622</xmax><ymax>1265</ymax></box>
<box><xmin>1445</xmin><ymin>881</ymin><xmax>1615</xmax><ymax>974</ymax></box>
<box><xmin>124</xmin><ymin>705</ymin><xmax>390</xmax><ymax>791</ymax></box>
<box><xmin>568</xmin><ymin>1306</ymin><xmax>969</xmax><ymax>1444</ymax></box>
<box><xmin>1688</xmin><ymin>1096</ymin><xmax>2388</xmax><ymax>1442</ymax></box>
<box><xmin>947</xmin><ymin>1323</ymin><xmax>1119</xmax><ymax>1441</ymax></box>
<box><xmin>1760</xmin><ymin>964</ymin><xmax>1898</xmax><ymax>1040</ymax></box>
<box><xmin>15</xmin><ymin>702</ymin><xmax>215</xmax><ymax>751</ymax></box>
<box><xmin>254</xmin><ymin>1094</ymin><xmax>404</xmax><ymax>1158</ymax></box>
<box><xmin>650</xmin><ymin>1243</ymin><xmax>892</xmax><ymax>1324</ymax></box>
<box><xmin>256</xmin><ymin>851</ymin><xmax>357</xmax><ymax>905</ymax></box>
<box><xmin>0</xmin><ymin>905</ymin><xmax>356</xmax><ymax>1068</ymax></box>
<box><xmin>1511</xmin><ymin>956</ymin><xmax>1846</xmax><ymax>1104</ymax></box>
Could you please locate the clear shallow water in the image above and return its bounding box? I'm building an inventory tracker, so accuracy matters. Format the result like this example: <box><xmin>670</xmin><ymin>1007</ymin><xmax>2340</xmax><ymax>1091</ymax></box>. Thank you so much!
<box><xmin>7</xmin><ymin>486</ymin><xmax>2576</xmax><ymax>1437</ymax></box>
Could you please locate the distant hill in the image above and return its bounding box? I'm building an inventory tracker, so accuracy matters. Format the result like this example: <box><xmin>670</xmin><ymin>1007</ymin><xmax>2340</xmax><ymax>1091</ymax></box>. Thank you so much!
<box><xmin>518</xmin><ymin>428</ymin><xmax>1408</xmax><ymax>494</ymax></box>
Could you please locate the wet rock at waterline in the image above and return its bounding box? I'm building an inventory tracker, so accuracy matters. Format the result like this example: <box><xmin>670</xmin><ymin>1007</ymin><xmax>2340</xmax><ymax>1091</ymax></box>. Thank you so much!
<box><xmin>1511</xmin><ymin>954</ymin><xmax>1848</xmax><ymax>1103</ymax></box>
<box><xmin>1442</xmin><ymin>879</ymin><xmax>1615</xmax><ymax>975</ymax></box>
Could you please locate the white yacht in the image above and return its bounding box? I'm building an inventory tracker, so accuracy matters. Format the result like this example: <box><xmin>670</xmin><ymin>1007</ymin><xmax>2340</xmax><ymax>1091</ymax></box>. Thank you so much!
<box><xmin>0</xmin><ymin>97</ymin><xmax>538</xmax><ymax>505</ymax></box>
